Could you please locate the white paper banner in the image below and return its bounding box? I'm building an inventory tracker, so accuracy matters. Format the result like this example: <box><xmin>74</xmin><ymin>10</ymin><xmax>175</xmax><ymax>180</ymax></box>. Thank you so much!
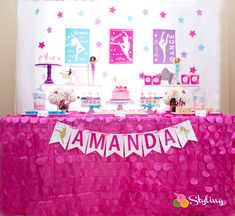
<box><xmin>86</xmin><ymin>132</ymin><xmax>106</xmax><ymax>157</ymax></box>
<box><xmin>158</xmin><ymin>127</ymin><xmax>181</xmax><ymax>153</ymax></box>
<box><xmin>141</xmin><ymin>131</ymin><xmax>161</xmax><ymax>156</ymax></box>
<box><xmin>124</xmin><ymin>134</ymin><xmax>143</xmax><ymax>157</ymax></box>
<box><xmin>49</xmin><ymin>122</ymin><xmax>73</xmax><ymax>149</ymax></box>
<box><xmin>106</xmin><ymin>134</ymin><xmax>124</xmax><ymax>157</ymax></box>
<box><xmin>174</xmin><ymin>120</ymin><xmax>198</xmax><ymax>147</ymax></box>
<box><xmin>67</xmin><ymin>129</ymin><xmax>90</xmax><ymax>153</ymax></box>
<box><xmin>49</xmin><ymin>120</ymin><xmax>197</xmax><ymax>157</ymax></box>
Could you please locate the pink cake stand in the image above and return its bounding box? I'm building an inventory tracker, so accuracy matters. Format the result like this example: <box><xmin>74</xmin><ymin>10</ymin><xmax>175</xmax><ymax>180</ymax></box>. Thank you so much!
<box><xmin>35</xmin><ymin>63</ymin><xmax>62</xmax><ymax>84</ymax></box>
<box><xmin>108</xmin><ymin>100</ymin><xmax>134</xmax><ymax>110</ymax></box>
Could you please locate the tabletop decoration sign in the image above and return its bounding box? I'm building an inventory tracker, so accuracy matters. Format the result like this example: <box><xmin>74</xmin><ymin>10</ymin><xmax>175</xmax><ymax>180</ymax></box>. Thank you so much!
<box><xmin>49</xmin><ymin>120</ymin><xmax>197</xmax><ymax>157</ymax></box>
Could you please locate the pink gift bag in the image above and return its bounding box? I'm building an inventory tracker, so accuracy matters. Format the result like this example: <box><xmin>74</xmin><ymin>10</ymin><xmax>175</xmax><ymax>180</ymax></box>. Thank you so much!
<box><xmin>181</xmin><ymin>74</ymin><xmax>190</xmax><ymax>85</ymax></box>
<box><xmin>144</xmin><ymin>75</ymin><xmax>153</xmax><ymax>85</ymax></box>
<box><xmin>152</xmin><ymin>75</ymin><xmax>161</xmax><ymax>85</ymax></box>
<box><xmin>190</xmin><ymin>75</ymin><xmax>200</xmax><ymax>85</ymax></box>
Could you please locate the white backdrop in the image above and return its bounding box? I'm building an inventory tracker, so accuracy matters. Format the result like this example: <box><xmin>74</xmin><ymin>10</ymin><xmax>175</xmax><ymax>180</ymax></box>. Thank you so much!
<box><xmin>16</xmin><ymin>0</ymin><xmax>222</xmax><ymax>113</ymax></box>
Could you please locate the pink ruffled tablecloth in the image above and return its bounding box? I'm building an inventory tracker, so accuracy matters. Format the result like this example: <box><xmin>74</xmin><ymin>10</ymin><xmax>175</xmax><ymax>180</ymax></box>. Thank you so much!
<box><xmin>0</xmin><ymin>113</ymin><xmax>235</xmax><ymax>216</ymax></box>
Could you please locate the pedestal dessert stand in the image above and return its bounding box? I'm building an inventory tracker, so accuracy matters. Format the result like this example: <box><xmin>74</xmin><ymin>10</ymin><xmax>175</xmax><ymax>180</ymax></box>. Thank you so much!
<box><xmin>87</xmin><ymin>104</ymin><xmax>101</xmax><ymax>114</ymax></box>
<box><xmin>141</xmin><ymin>103</ymin><xmax>155</xmax><ymax>114</ymax></box>
<box><xmin>107</xmin><ymin>100</ymin><xmax>134</xmax><ymax>111</ymax></box>
<box><xmin>35</xmin><ymin>63</ymin><xmax>62</xmax><ymax>84</ymax></box>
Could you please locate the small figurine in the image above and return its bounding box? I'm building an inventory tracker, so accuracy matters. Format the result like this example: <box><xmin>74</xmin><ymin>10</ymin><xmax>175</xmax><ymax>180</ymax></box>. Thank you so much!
<box><xmin>172</xmin><ymin>57</ymin><xmax>182</xmax><ymax>84</ymax></box>
<box><xmin>89</xmin><ymin>56</ymin><xmax>99</xmax><ymax>85</ymax></box>
<box><xmin>57</xmin><ymin>99</ymin><xmax>70</xmax><ymax>112</ymax></box>
<box><xmin>60</xmin><ymin>68</ymin><xmax>75</xmax><ymax>85</ymax></box>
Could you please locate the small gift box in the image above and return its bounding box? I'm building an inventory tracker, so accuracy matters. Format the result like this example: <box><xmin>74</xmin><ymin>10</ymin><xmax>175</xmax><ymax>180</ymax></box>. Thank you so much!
<box><xmin>190</xmin><ymin>75</ymin><xmax>200</xmax><ymax>85</ymax></box>
<box><xmin>193</xmin><ymin>91</ymin><xmax>205</xmax><ymax>110</ymax></box>
<box><xmin>181</xmin><ymin>74</ymin><xmax>190</xmax><ymax>85</ymax></box>
<box><xmin>152</xmin><ymin>75</ymin><xmax>161</xmax><ymax>85</ymax></box>
<box><xmin>144</xmin><ymin>76</ymin><xmax>153</xmax><ymax>85</ymax></box>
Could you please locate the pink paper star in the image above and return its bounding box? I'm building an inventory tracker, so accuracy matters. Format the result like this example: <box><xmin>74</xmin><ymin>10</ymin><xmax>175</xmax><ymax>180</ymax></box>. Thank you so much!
<box><xmin>181</xmin><ymin>51</ymin><xmax>188</xmax><ymax>58</ymax></box>
<box><xmin>96</xmin><ymin>41</ymin><xmax>102</xmax><ymax>48</ymax></box>
<box><xmin>190</xmin><ymin>67</ymin><xmax>197</xmax><ymax>73</ymax></box>
<box><xmin>189</xmin><ymin>30</ymin><xmax>196</xmax><ymax>37</ymax></box>
<box><xmin>109</xmin><ymin>6</ymin><xmax>116</xmax><ymax>13</ymax></box>
<box><xmin>160</xmin><ymin>11</ymin><xmax>166</xmax><ymax>18</ymax></box>
<box><xmin>47</xmin><ymin>26</ymin><xmax>52</xmax><ymax>33</ymax></box>
<box><xmin>57</xmin><ymin>11</ymin><xmax>63</xmax><ymax>18</ymax></box>
<box><xmin>142</xmin><ymin>9</ymin><xmax>148</xmax><ymax>16</ymax></box>
<box><xmin>197</xmin><ymin>9</ymin><xmax>202</xmax><ymax>16</ymax></box>
<box><xmin>95</xmin><ymin>18</ymin><xmax>101</xmax><ymax>25</ymax></box>
<box><xmin>139</xmin><ymin>72</ymin><xmax>145</xmax><ymax>79</ymax></box>
<box><xmin>38</xmin><ymin>42</ymin><xmax>45</xmax><ymax>49</ymax></box>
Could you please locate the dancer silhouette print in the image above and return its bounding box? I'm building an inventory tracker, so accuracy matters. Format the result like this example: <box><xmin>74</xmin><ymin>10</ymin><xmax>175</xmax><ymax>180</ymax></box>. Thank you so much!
<box><xmin>159</xmin><ymin>32</ymin><xmax>169</xmax><ymax>63</ymax></box>
<box><xmin>111</xmin><ymin>31</ymin><xmax>132</xmax><ymax>62</ymax></box>
<box><xmin>153</xmin><ymin>29</ymin><xmax>176</xmax><ymax>64</ymax></box>
<box><xmin>67</xmin><ymin>33</ymin><xmax>86</xmax><ymax>62</ymax></box>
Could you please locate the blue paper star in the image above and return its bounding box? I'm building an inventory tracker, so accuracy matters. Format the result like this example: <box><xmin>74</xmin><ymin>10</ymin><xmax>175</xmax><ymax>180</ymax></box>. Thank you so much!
<box><xmin>102</xmin><ymin>71</ymin><xmax>108</xmax><ymax>78</ymax></box>
<box><xmin>198</xmin><ymin>44</ymin><xmax>205</xmax><ymax>51</ymax></box>
<box><xmin>178</xmin><ymin>16</ymin><xmax>184</xmax><ymax>23</ymax></box>
<box><xmin>35</xmin><ymin>8</ymin><xmax>40</xmax><ymax>15</ymax></box>
<box><xmin>143</xmin><ymin>46</ymin><xmax>149</xmax><ymax>52</ymax></box>
<box><xmin>78</xmin><ymin>11</ymin><xmax>84</xmax><ymax>16</ymax></box>
<box><xmin>127</xmin><ymin>15</ymin><xmax>133</xmax><ymax>22</ymax></box>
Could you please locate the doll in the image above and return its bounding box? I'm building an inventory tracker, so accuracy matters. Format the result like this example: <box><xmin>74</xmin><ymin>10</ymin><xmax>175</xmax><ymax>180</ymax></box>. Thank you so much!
<box><xmin>89</xmin><ymin>56</ymin><xmax>99</xmax><ymax>85</ymax></box>
<box><xmin>172</xmin><ymin>57</ymin><xmax>182</xmax><ymax>84</ymax></box>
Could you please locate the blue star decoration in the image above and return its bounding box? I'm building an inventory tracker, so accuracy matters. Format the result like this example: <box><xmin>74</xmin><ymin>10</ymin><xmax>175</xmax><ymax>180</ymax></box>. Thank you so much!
<box><xmin>127</xmin><ymin>15</ymin><xmax>133</xmax><ymax>22</ymax></box>
<box><xmin>143</xmin><ymin>46</ymin><xmax>149</xmax><ymax>52</ymax></box>
<box><xmin>198</xmin><ymin>44</ymin><xmax>205</xmax><ymax>51</ymax></box>
<box><xmin>178</xmin><ymin>16</ymin><xmax>184</xmax><ymax>23</ymax></box>
<box><xmin>78</xmin><ymin>11</ymin><xmax>84</xmax><ymax>16</ymax></box>
<box><xmin>35</xmin><ymin>8</ymin><xmax>40</xmax><ymax>15</ymax></box>
<box><xmin>102</xmin><ymin>71</ymin><xmax>108</xmax><ymax>78</ymax></box>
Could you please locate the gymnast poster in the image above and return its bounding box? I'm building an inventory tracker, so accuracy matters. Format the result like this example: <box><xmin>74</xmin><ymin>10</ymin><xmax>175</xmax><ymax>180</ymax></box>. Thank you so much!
<box><xmin>65</xmin><ymin>28</ymin><xmax>90</xmax><ymax>64</ymax></box>
<box><xmin>153</xmin><ymin>29</ymin><xmax>176</xmax><ymax>64</ymax></box>
<box><xmin>109</xmin><ymin>29</ymin><xmax>133</xmax><ymax>64</ymax></box>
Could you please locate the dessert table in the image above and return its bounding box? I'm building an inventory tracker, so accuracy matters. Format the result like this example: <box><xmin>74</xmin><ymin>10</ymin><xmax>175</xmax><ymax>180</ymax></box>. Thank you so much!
<box><xmin>0</xmin><ymin>112</ymin><xmax>235</xmax><ymax>215</ymax></box>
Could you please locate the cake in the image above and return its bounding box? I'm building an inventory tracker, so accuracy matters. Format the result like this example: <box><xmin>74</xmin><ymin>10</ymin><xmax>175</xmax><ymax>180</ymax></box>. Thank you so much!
<box><xmin>111</xmin><ymin>86</ymin><xmax>130</xmax><ymax>100</ymax></box>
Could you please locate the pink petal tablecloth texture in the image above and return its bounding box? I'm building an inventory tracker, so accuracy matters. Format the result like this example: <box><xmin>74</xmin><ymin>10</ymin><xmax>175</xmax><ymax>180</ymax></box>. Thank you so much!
<box><xmin>0</xmin><ymin>113</ymin><xmax>235</xmax><ymax>215</ymax></box>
